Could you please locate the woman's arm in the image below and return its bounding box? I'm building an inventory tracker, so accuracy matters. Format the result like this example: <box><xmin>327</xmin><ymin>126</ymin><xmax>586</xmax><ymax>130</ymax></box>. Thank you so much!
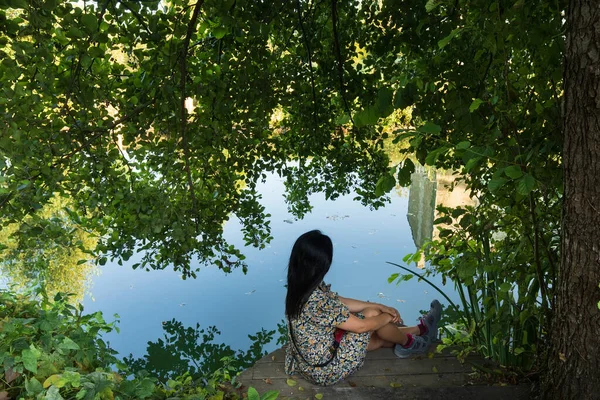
<box><xmin>339</xmin><ymin>296</ymin><xmax>402</xmax><ymax>324</ymax></box>
<box><xmin>338</xmin><ymin>296</ymin><xmax>373</xmax><ymax>313</ymax></box>
<box><xmin>337</xmin><ymin>312</ymin><xmax>393</xmax><ymax>334</ymax></box>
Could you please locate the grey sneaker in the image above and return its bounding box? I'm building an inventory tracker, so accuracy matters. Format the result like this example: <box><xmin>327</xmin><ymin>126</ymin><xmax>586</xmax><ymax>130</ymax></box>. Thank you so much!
<box><xmin>394</xmin><ymin>334</ymin><xmax>430</xmax><ymax>358</ymax></box>
<box><xmin>421</xmin><ymin>299</ymin><xmax>442</xmax><ymax>344</ymax></box>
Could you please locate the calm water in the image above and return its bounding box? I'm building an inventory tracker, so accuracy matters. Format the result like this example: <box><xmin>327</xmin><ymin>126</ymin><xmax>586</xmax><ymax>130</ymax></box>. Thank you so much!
<box><xmin>79</xmin><ymin>170</ymin><xmax>461</xmax><ymax>360</ymax></box>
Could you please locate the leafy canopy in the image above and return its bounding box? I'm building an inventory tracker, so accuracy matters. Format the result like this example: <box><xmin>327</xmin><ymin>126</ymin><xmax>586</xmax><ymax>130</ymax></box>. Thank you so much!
<box><xmin>1</xmin><ymin>0</ymin><xmax>398</xmax><ymax>277</ymax></box>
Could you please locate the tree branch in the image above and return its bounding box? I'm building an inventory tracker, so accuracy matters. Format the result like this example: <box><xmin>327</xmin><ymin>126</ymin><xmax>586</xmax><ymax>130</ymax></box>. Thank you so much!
<box><xmin>296</xmin><ymin>0</ymin><xmax>319</xmax><ymax>132</ymax></box>
<box><xmin>180</xmin><ymin>0</ymin><xmax>204</xmax><ymax>234</ymax></box>
<box><xmin>331</xmin><ymin>0</ymin><xmax>354</xmax><ymax>125</ymax></box>
<box><xmin>0</xmin><ymin>98</ymin><xmax>156</xmax><ymax>212</ymax></box>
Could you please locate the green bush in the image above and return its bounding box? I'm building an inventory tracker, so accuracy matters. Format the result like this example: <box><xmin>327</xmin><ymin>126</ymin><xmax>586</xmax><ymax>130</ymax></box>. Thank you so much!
<box><xmin>0</xmin><ymin>288</ymin><xmax>278</xmax><ymax>400</ymax></box>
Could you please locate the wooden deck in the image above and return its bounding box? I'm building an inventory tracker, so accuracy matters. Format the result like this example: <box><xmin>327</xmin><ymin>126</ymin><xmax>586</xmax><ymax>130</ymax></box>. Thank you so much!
<box><xmin>235</xmin><ymin>346</ymin><xmax>532</xmax><ymax>399</ymax></box>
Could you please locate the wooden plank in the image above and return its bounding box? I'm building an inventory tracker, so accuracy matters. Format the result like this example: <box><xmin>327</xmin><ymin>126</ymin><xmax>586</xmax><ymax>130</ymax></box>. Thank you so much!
<box><xmin>251</xmin><ymin>355</ymin><xmax>474</xmax><ymax>380</ymax></box>
<box><xmin>234</xmin><ymin>378</ymin><xmax>530</xmax><ymax>400</ymax></box>
<box><xmin>255</xmin><ymin>348</ymin><xmax>286</xmax><ymax>364</ymax></box>
<box><xmin>257</xmin><ymin>346</ymin><xmax>486</xmax><ymax>362</ymax></box>
<box><xmin>238</xmin><ymin>372</ymin><xmax>470</xmax><ymax>391</ymax></box>
<box><xmin>232</xmin><ymin>346</ymin><xmax>530</xmax><ymax>400</ymax></box>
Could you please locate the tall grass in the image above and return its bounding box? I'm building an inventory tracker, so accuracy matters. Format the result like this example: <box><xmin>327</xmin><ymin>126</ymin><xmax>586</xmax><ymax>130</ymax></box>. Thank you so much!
<box><xmin>388</xmin><ymin>203</ymin><xmax>555</xmax><ymax>372</ymax></box>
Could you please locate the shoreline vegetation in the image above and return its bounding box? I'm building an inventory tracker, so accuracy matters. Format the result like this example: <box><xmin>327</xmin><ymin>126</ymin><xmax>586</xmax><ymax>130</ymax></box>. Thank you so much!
<box><xmin>0</xmin><ymin>287</ymin><xmax>280</xmax><ymax>400</ymax></box>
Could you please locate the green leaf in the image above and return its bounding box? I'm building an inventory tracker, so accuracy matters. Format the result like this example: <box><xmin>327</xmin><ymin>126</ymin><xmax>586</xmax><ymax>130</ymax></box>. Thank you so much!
<box><xmin>44</xmin><ymin>386</ymin><xmax>64</xmax><ymax>400</ymax></box>
<box><xmin>286</xmin><ymin>378</ymin><xmax>297</xmax><ymax>387</ymax></box>
<box><xmin>58</xmin><ymin>337</ymin><xmax>80</xmax><ymax>351</ymax></box>
<box><xmin>388</xmin><ymin>273</ymin><xmax>399</xmax><ymax>284</ymax></box>
<box><xmin>62</xmin><ymin>371</ymin><xmax>80</xmax><ymax>388</ymax></box>
<box><xmin>248</xmin><ymin>387</ymin><xmax>260</xmax><ymax>400</ymax></box>
<box><xmin>469</xmin><ymin>99</ymin><xmax>483</xmax><ymax>113</ymax></box>
<box><xmin>43</xmin><ymin>375</ymin><xmax>67</xmax><ymax>389</ymax></box>
<box><xmin>417</xmin><ymin>122</ymin><xmax>441</xmax><ymax>134</ymax></box>
<box><xmin>260</xmin><ymin>390</ymin><xmax>280</xmax><ymax>400</ymax></box>
<box><xmin>438</xmin><ymin>28</ymin><xmax>461</xmax><ymax>49</ymax></box>
<box><xmin>375</xmin><ymin>173</ymin><xmax>396</xmax><ymax>197</ymax></box>
<box><xmin>516</xmin><ymin>174</ymin><xmax>536</xmax><ymax>196</ymax></box>
<box><xmin>425</xmin><ymin>147</ymin><xmax>447</xmax><ymax>166</ymax></box>
<box><xmin>81</xmin><ymin>14</ymin><xmax>98</xmax><ymax>32</ymax></box>
<box><xmin>315</xmin><ymin>394</ymin><xmax>323</xmax><ymax>400</ymax></box>
<box><xmin>335</xmin><ymin>114</ymin><xmax>350</xmax><ymax>125</ymax></box>
<box><xmin>425</xmin><ymin>0</ymin><xmax>440</xmax><ymax>12</ymax></box>
<box><xmin>465</xmin><ymin>156</ymin><xmax>482</xmax><ymax>172</ymax></box>
<box><xmin>354</xmin><ymin>106</ymin><xmax>378</xmax><ymax>127</ymax></box>
<box><xmin>499</xmin><ymin>282</ymin><xmax>512</xmax><ymax>292</ymax></box>
<box><xmin>488</xmin><ymin>176</ymin><xmax>508</xmax><ymax>192</ymax></box>
<box><xmin>455</xmin><ymin>141</ymin><xmax>471</xmax><ymax>150</ymax></box>
<box><xmin>394</xmin><ymin>83</ymin><xmax>417</xmax><ymax>108</ymax></box>
<box><xmin>213</xmin><ymin>27</ymin><xmax>228</xmax><ymax>39</ymax></box>
<box><xmin>88</xmin><ymin>47</ymin><xmax>105</xmax><ymax>58</ymax></box>
<box><xmin>25</xmin><ymin>377</ymin><xmax>43</xmax><ymax>395</ymax></box>
<box><xmin>22</xmin><ymin>344</ymin><xmax>41</xmax><ymax>373</ymax></box>
<box><xmin>514</xmin><ymin>347</ymin><xmax>525</xmax><ymax>355</ymax></box>
<box><xmin>375</xmin><ymin>87</ymin><xmax>394</xmax><ymax>118</ymax></box>
<box><xmin>396</xmin><ymin>158</ymin><xmax>415</xmax><ymax>187</ymax></box>
<box><xmin>433</xmin><ymin>216</ymin><xmax>452</xmax><ymax>225</ymax></box>
<box><xmin>135</xmin><ymin>378</ymin><xmax>155</xmax><ymax>398</ymax></box>
<box><xmin>504</xmin><ymin>165</ymin><xmax>523</xmax><ymax>179</ymax></box>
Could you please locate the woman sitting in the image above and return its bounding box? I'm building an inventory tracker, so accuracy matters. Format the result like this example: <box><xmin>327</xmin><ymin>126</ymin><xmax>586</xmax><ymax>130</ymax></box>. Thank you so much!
<box><xmin>284</xmin><ymin>230</ymin><xmax>442</xmax><ymax>386</ymax></box>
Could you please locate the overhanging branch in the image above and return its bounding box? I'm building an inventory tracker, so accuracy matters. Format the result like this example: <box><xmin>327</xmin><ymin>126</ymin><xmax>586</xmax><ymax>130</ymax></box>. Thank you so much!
<box><xmin>180</xmin><ymin>0</ymin><xmax>205</xmax><ymax>235</ymax></box>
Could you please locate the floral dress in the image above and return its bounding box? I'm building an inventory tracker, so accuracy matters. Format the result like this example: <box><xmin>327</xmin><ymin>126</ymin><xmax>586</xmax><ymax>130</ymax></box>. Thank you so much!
<box><xmin>284</xmin><ymin>283</ymin><xmax>371</xmax><ymax>386</ymax></box>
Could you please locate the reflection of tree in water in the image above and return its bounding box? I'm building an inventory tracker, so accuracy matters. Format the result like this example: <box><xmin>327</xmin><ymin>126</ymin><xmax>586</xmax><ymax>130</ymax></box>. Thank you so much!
<box><xmin>406</xmin><ymin>165</ymin><xmax>477</xmax><ymax>267</ymax></box>
<box><xmin>407</xmin><ymin>165</ymin><xmax>437</xmax><ymax>251</ymax></box>
<box><xmin>123</xmin><ymin>319</ymin><xmax>275</xmax><ymax>383</ymax></box>
<box><xmin>0</xmin><ymin>195</ymin><xmax>98</xmax><ymax>303</ymax></box>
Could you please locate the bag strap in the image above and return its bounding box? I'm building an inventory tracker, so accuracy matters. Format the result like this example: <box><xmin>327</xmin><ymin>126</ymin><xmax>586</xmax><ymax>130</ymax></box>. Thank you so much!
<box><xmin>288</xmin><ymin>321</ymin><xmax>342</xmax><ymax>368</ymax></box>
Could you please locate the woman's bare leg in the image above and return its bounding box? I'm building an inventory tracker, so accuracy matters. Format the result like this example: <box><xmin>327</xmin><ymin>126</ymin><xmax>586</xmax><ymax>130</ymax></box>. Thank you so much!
<box><xmin>375</xmin><ymin>323</ymin><xmax>418</xmax><ymax>345</ymax></box>
<box><xmin>363</xmin><ymin>307</ymin><xmax>421</xmax><ymax>349</ymax></box>
<box><xmin>366</xmin><ymin>332</ymin><xmax>393</xmax><ymax>351</ymax></box>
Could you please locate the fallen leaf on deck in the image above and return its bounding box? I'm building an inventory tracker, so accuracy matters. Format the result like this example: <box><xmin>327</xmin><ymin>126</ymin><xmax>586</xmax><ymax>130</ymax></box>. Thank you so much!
<box><xmin>559</xmin><ymin>353</ymin><xmax>567</xmax><ymax>362</ymax></box>
<box><xmin>271</xmin><ymin>356</ymin><xmax>276</xmax><ymax>361</ymax></box>
<box><xmin>263</xmin><ymin>378</ymin><xmax>272</xmax><ymax>385</ymax></box>
<box><xmin>347</xmin><ymin>381</ymin><xmax>357</xmax><ymax>387</ymax></box>
<box><xmin>298</xmin><ymin>386</ymin><xmax>304</xmax><ymax>391</ymax></box>
<box><xmin>390</xmin><ymin>382</ymin><xmax>403</xmax><ymax>388</ymax></box>
<box><xmin>315</xmin><ymin>394</ymin><xmax>323</xmax><ymax>400</ymax></box>
<box><xmin>432</xmin><ymin>366</ymin><xmax>439</xmax><ymax>373</ymax></box>
<box><xmin>286</xmin><ymin>378</ymin><xmax>297</xmax><ymax>387</ymax></box>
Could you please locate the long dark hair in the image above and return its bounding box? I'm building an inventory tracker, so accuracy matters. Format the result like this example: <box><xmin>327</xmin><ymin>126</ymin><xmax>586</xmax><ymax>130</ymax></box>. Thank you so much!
<box><xmin>285</xmin><ymin>230</ymin><xmax>333</xmax><ymax>319</ymax></box>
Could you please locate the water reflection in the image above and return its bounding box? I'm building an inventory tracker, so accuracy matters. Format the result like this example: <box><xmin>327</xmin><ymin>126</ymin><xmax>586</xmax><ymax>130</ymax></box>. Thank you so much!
<box><xmin>407</xmin><ymin>165</ymin><xmax>477</xmax><ymax>268</ymax></box>
<box><xmin>0</xmin><ymin>196</ymin><xmax>98</xmax><ymax>303</ymax></box>
<box><xmin>123</xmin><ymin>319</ymin><xmax>276</xmax><ymax>383</ymax></box>
<box><xmin>72</xmin><ymin>169</ymin><xmax>469</xmax><ymax>360</ymax></box>
<box><xmin>407</xmin><ymin>165</ymin><xmax>437</xmax><ymax>250</ymax></box>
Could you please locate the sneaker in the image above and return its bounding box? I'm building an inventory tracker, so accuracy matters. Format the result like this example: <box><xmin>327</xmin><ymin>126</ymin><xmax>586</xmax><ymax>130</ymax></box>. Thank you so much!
<box><xmin>394</xmin><ymin>335</ymin><xmax>430</xmax><ymax>358</ymax></box>
<box><xmin>420</xmin><ymin>299</ymin><xmax>442</xmax><ymax>344</ymax></box>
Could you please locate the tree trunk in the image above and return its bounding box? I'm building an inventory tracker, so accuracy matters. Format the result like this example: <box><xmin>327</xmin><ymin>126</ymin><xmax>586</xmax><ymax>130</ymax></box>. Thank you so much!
<box><xmin>544</xmin><ymin>0</ymin><xmax>600</xmax><ymax>398</ymax></box>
